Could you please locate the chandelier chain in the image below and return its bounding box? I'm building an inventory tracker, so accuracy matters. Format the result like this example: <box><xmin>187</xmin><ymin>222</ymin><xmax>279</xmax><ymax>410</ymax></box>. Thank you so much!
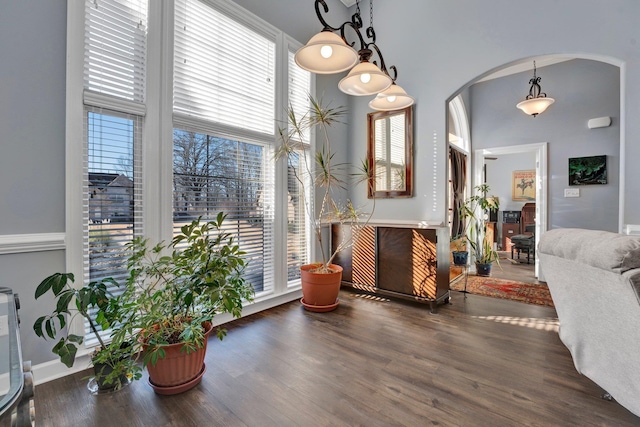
<box><xmin>370</xmin><ymin>0</ymin><xmax>374</xmax><ymax>27</ymax></box>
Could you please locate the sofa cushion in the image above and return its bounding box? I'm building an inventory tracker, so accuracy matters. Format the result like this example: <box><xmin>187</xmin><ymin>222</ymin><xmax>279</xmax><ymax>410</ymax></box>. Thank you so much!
<box><xmin>539</xmin><ymin>228</ymin><xmax>640</xmax><ymax>274</ymax></box>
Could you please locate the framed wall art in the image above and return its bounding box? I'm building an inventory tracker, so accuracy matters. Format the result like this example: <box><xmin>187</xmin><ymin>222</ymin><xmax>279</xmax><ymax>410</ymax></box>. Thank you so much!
<box><xmin>512</xmin><ymin>170</ymin><xmax>536</xmax><ymax>201</ymax></box>
<box><xmin>568</xmin><ymin>155</ymin><xmax>607</xmax><ymax>185</ymax></box>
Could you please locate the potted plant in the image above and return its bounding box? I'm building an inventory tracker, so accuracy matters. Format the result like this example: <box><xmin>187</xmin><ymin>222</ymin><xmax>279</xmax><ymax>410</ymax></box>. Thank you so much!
<box><xmin>451</xmin><ymin>217</ymin><xmax>471</xmax><ymax>266</ymax></box>
<box><xmin>275</xmin><ymin>96</ymin><xmax>372</xmax><ymax>312</ymax></box>
<box><xmin>450</xmin><ymin>239</ymin><xmax>469</xmax><ymax>266</ymax></box>
<box><xmin>118</xmin><ymin>213</ymin><xmax>255</xmax><ymax>394</ymax></box>
<box><xmin>461</xmin><ymin>184</ymin><xmax>501</xmax><ymax>276</ymax></box>
<box><xmin>33</xmin><ymin>273</ymin><xmax>141</xmax><ymax>392</ymax></box>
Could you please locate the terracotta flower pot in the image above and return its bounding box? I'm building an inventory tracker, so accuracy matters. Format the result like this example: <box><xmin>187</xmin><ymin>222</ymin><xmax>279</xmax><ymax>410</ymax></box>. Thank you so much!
<box><xmin>144</xmin><ymin>321</ymin><xmax>213</xmax><ymax>394</ymax></box>
<box><xmin>300</xmin><ymin>263</ymin><xmax>343</xmax><ymax>312</ymax></box>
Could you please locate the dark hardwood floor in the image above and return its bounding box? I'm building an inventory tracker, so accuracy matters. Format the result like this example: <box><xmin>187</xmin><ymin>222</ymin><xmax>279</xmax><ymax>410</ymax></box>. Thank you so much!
<box><xmin>35</xmin><ymin>290</ymin><xmax>640</xmax><ymax>426</ymax></box>
<box><xmin>492</xmin><ymin>251</ymin><xmax>542</xmax><ymax>285</ymax></box>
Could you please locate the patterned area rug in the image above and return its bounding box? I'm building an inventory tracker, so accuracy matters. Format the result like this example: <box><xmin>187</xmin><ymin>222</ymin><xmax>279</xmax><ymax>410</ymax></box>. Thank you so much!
<box><xmin>450</xmin><ymin>275</ymin><xmax>554</xmax><ymax>307</ymax></box>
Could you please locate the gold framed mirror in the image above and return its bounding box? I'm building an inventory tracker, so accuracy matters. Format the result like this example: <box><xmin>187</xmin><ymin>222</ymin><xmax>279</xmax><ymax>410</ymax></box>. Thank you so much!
<box><xmin>367</xmin><ymin>105</ymin><xmax>413</xmax><ymax>198</ymax></box>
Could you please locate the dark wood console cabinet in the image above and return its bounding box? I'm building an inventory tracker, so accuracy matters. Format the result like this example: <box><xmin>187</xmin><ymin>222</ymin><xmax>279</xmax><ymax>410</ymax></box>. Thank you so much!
<box><xmin>502</xmin><ymin>223</ymin><xmax>521</xmax><ymax>250</ymax></box>
<box><xmin>331</xmin><ymin>223</ymin><xmax>450</xmax><ymax>312</ymax></box>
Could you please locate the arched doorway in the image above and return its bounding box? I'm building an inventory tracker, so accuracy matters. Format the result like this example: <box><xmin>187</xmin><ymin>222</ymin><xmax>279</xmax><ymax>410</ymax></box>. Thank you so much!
<box><xmin>447</xmin><ymin>54</ymin><xmax>624</xmax><ymax>283</ymax></box>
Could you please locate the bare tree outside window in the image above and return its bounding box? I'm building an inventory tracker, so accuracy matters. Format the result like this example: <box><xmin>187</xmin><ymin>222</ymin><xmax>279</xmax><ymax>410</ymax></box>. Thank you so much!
<box><xmin>172</xmin><ymin>129</ymin><xmax>268</xmax><ymax>292</ymax></box>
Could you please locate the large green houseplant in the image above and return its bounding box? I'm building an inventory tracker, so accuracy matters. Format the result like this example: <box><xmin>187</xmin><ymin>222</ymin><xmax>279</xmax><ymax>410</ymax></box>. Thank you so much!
<box><xmin>460</xmin><ymin>184</ymin><xmax>501</xmax><ymax>276</ymax></box>
<box><xmin>117</xmin><ymin>213</ymin><xmax>255</xmax><ymax>394</ymax></box>
<box><xmin>33</xmin><ymin>273</ymin><xmax>141</xmax><ymax>392</ymax></box>
<box><xmin>275</xmin><ymin>95</ymin><xmax>372</xmax><ymax>312</ymax></box>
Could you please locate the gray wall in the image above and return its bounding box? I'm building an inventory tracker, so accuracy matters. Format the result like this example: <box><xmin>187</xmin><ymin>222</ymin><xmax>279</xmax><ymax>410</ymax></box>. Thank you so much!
<box><xmin>471</xmin><ymin>59</ymin><xmax>620</xmax><ymax>232</ymax></box>
<box><xmin>0</xmin><ymin>1</ymin><xmax>67</xmax><ymax>235</ymax></box>
<box><xmin>485</xmin><ymin>153</ymin><xmax>537</xmax><ymax>213</ymax></box>
<box><xmin>485</xmin><ymin>152</ymin><xmax>536</xmax><ymax>246</ymax></box>
<box><xmin>346</xmin><ymin>0</ymin><xmax>640</xmax><ymax>231</ymax></box>
<box><xmin>0</xmin><ymin>1</ymin><xmax>67</xmax><ymax>365</ymax></box>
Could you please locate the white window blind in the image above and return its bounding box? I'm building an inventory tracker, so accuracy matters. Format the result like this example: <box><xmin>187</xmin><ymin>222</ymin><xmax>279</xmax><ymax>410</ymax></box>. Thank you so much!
<box><xmin>286</xmin><ymin>150</ymin><xmax>310</xmax><ymax>283</ymax></box>
<box><xmin>84</xmin><ymin>0</ymin><xmax>148</xmax><ymax>102</ymax></box>
<box><xmin>389</xmin><ymin>114</ymin><xmax>405</xmax><ymax>190</ymax></box>
<box><xmin>288</xmin><ymin>51</ymin><xmax>311</xmax><ymax>144</ymax></box>
<box><xmin>174</xmin><ymin>0</ymin><xmax>276</xmax><ymax>135</ymax></box>
<box><xmin>375</xmin><ymin>115</ymin><xmax>405</xmax><ymax>191</ymax></box>
<box><xmin>84</xmin><ymin>108</ymin><xmax>143</xmax><ymax>345</ymax></box>
<box><xmin>286</xmin><ymin>51</ymin><xmax>312</xmax><ymax>283</ymax></box>
<box><xmin>173</xmin><ymin>129</ymin><xmax>275</xmax><ymax>295</ymax></box>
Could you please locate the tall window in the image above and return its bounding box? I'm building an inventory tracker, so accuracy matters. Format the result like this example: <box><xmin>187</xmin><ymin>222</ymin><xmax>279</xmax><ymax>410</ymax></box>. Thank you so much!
<box><xmin>86</xmin><ymin>109</ymin><xmax>142</xmax><ymax>285</ymax></box>
<box><xmin>71</xmin><ymin>0</ymin><xmax>311</xmax><ymax>344</ymax></box>
<box><xmin>82</xmin><ymin>0</ymin><xmax>148</xmax><ymax>343</ymax></box>
<box><xmin>286</xmin><ymin>50</ymin><xmax>312</xmax><ymax>283</ymax></box>
<box><xmin>172</xmin><ymin>0</ymin><xmax>311</xmax><ymax>294</ymax></box>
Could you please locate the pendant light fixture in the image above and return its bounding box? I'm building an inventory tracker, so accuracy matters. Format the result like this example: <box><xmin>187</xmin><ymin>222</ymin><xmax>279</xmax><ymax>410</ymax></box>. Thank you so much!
<box><xmin>368</xmin><ymin>82</ymin><xmax>415</xmax><ymax>111</ymax></box>
<box><xmin>296</xmin><ymin>0</ymin><xmax>414</xmax><ymax>109</ymax></box>
<box><xmin>338</xmin><ymin>50</ymin><xmax>392</xmax><ymax>96</ymax></box>
<box><xmin>294</xmin><ymin>30</ymin><xmax>358</xmax><ymax>74</ymax></box>
<box><xmin>516</xmin><ymin>61</ymin><xmax>555</xmax><ymax>117</ymax></box>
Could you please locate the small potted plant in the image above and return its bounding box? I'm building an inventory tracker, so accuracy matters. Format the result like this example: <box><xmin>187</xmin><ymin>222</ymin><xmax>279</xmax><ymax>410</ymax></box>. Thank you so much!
<box><xmin>275</xmin><ymin>96</ymin><xmax>373</xmax><ymax>312</ymax></box>
<box><xmin>33</xmin><ymin>273</ymin><xmax>141</xmax><ymax>392</ymax></box>
<box><xmin>450</xmin><ymin>238</ymin><xmax>469</xmax><ymax>266</ymax></box>
<box><xmin>462</xmin><ymin>184</ymin><xmax>501</xmax><ymax>276</ymax></box>
<box><xmin>118</xmin><ymin>213</ymin><xmax>255</xmax><ymax>394</ymax></box>
<box><xmin>451</xmin><ymin>216</ymin><xmax>471</xmax><ymax>266</ymax></box>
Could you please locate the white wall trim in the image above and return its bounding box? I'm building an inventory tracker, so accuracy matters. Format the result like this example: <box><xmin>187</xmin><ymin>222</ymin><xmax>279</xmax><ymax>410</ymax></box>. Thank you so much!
<box><xmin>0</xmin><ymin>233</ymin><xmax>65</xmax><ymax>255</ymax></box>
<box><xmin>32</xmin><ymin>289</ymin><xmax>302</xmax><ymax>385</ymax></box>
<box><xmin>65</xmin><ymin>0</ymin><xmax>90</xmax><ymax>342</ymax></box>
<box><xmin>32</xmin><ymin>352</ymin><xmax>94</xmax><ymax>386</ymax></box>
<box><xmin>619</xmin><ymin>62</ymin><xmax>626</xmax><ymax>234</ymax></box>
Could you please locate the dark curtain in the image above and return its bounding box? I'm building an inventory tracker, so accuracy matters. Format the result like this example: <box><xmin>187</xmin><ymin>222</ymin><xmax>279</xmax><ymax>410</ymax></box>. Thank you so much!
<box><xmin>450</xmin><ymin>147</ymin><xmax>467</xmax><ymax>237</ymax></box>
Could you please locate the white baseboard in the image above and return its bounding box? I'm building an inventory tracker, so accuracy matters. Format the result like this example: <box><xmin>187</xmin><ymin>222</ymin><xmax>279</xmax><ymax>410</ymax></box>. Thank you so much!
<box><xmin>33</xmin><ymin>353</ymin><xmax>93</xmax><ymax>386</ymax></box>
<box><xmin>32</xmin><ymin>289</ymin><xmax>302</xmax><ymax>386</ymax></box>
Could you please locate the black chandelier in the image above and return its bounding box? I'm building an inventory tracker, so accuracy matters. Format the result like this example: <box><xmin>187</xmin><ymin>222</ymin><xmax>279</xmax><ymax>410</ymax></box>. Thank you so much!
<box><xmin>516</xmin><ymin>61</ymin><xmax>555</xmax><ymax>117</ymax></box>
<box><xmin>295</xmin><ymin>0</ymin><xmax>414</xmax><ymax>111</ymax></box>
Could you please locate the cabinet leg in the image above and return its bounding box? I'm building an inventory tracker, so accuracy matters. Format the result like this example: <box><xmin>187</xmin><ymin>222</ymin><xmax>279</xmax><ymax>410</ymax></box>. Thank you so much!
<box><xmin>429</xmin><ymin>301</ymin><xmax>438</xmax><ymax>314</ymax></box>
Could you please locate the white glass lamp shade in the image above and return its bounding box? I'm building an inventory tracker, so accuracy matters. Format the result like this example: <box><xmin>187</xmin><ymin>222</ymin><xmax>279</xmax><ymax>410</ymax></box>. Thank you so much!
<box><xmin>368</xmin><ymin>84</ymin><xmax>415</xmax><ymax>111</ymax></box>
<box><xmin>294</xmin><ymin>31</ymin><xmax>359</xmax><ymax>74</ymax></box>
<box><xmin>338</xmin><ymin>61</ymin><xmax>393</xmax><ymax>96</ymax></box>
<box><xmin>516</xmin><ymin>96</ymin><xmax>555</xmax><ymax>117</ymax></box>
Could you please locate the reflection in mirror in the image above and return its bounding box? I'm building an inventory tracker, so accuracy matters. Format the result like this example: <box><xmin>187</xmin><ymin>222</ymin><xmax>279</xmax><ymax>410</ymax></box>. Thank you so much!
<box><xmin>367</xmin><ymin>106</ymin><xmax>413</xmax><ymax>198</ymax></box>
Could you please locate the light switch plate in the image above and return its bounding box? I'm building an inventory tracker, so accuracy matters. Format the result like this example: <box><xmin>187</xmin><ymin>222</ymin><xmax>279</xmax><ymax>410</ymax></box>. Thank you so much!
<box><xmin>564</xmin><ymin>188</ymin><xmax>580</xmax><ymax>198</ymax></box>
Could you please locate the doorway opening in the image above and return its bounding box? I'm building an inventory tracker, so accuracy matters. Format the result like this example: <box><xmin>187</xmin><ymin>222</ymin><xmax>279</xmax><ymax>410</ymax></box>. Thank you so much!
<box><xmin>474</xmin><ymin>143</ymin><xmax>548</xmax><ymax>280</ymax></box>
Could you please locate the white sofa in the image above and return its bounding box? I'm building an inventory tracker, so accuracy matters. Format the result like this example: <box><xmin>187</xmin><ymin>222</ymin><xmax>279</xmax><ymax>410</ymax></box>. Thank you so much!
<box><xmin>539</xmin><ymin>228</ymin><xmax>640</xmax><ymax>417</ymax></box>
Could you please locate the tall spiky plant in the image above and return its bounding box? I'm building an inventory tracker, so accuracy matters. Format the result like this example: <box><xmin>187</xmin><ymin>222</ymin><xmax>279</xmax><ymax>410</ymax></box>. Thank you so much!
<box><xmin>276</xmin><ymin>95</ymin><xmax>373</xmax><ymax>273</ymax></box>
